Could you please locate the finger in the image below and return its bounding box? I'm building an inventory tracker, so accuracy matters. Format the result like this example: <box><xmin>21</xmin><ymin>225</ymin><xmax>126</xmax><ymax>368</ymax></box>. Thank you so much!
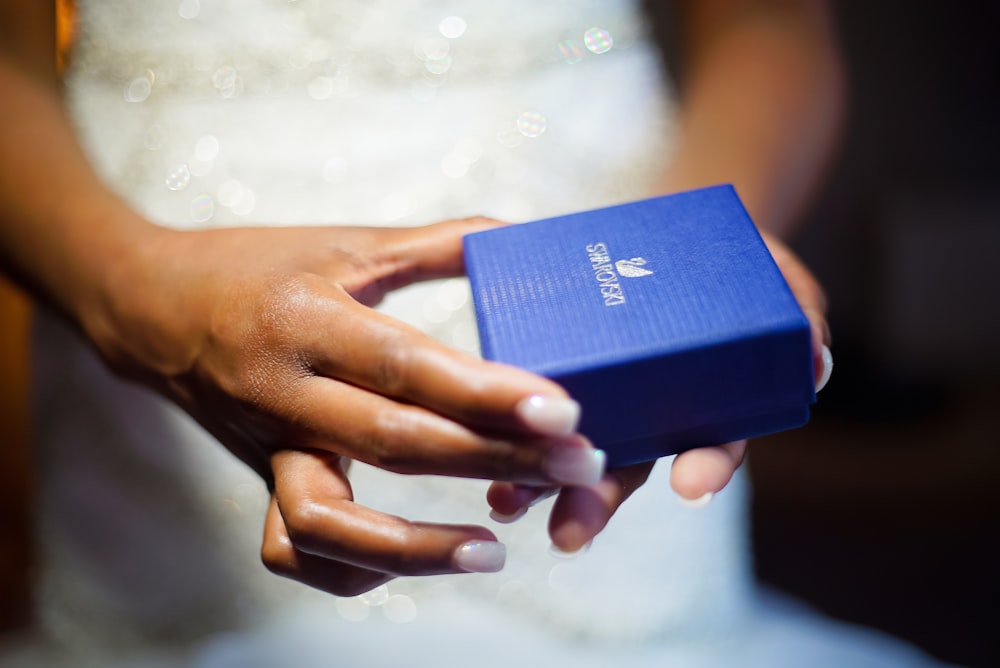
<box><xmin>262</xmin><ymin>495</ymin><xmax>394</xmax><ymax>597</ymax></box>
<box><xmin>291</xmin><ymin>377</ymin><xmax>604</xmax><ymax>486</ymax></box>
<box><xmin>332</xmin><ymin>217</ymin><xmax>505</xmax><ymax>306</ymax></box>
<box><xmin>486</xmin><ymin>482</ymin><xmax>559</xmax><ymax>522</ymax></box>
<box><xmin>268</xmin><ymin>449</ymin><xmax>508</xmax><ymax>579</ymax></box>
<box><xmin>301</xmin><ymin>287</ymin><xmax>584</xmax><ymax>438</ymax></box>
<box><xmin>761</xmin><ymin>233</ymin><xmax>832</xmax><ymax>387</ymax></box>
<box><xmin>338</xmin><ymin>218</ymin><xmax>508</xmax><ymax>303</ymax></box>
<box><xmin>669</xmin><ymin>440</ymin><xmax>747</xmax><ymax>501</ymax></box>
<box><xmin>547</xmin><ymin>462</ymin><xmax>656</xmax><ymax>553</ymax></box>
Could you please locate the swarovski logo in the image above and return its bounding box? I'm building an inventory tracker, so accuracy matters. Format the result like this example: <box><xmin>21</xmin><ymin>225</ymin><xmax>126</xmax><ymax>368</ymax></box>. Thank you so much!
<box><xmin>615</xmin><ymin>258</ymin><xmax>653</xmax><ymax>278</ymax></box>
<box><xmin>586</xmin><ymin>242</ymin><xmax>654</xmax><ymax>307</ymax></box>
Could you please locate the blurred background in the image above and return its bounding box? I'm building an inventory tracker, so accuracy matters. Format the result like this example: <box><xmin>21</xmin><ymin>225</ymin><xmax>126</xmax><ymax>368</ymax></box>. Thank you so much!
<box><xmin>747</xmin><ymin>4</ymin><xmax>1000</xmax><ymax>667</ymax></box>
<box><xmin>1</xmin><ymin>2</ymin><xmax>997</xmax><ymax>666</ymax></box>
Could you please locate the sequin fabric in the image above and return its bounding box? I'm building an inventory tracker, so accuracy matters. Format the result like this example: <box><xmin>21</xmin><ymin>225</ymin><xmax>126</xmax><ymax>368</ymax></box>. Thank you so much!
<box><xmin>31</xmin><ymin>0</ymin><xmax>754</xmax><ymax>663</ymax></box>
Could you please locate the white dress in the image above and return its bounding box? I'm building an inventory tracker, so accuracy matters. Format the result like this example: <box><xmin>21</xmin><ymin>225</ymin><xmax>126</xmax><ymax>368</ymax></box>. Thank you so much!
<box><xmin>2</xmin><ymin>1</ymin><xmax>952</xmax><ymax>666</ymax></box>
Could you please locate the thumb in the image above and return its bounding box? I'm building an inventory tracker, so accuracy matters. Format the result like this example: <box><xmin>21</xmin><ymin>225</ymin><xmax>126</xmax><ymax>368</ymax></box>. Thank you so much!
<box><xmin>389</xmin><ymin>216</ymin><xmax>508</xmax><ymax>279</ymax></box>
<box><xmin>350</xmin><ymin>217</ymin><xmax>508</xmax><ymax>301</ymax></box>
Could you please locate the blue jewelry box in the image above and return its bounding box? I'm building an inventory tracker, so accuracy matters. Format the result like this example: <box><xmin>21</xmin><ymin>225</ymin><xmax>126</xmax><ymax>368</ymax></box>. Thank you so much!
<box><xmin>463</xmin><ymin>185</ymin><xmax>815</xmax><ymax>467</ymax></box>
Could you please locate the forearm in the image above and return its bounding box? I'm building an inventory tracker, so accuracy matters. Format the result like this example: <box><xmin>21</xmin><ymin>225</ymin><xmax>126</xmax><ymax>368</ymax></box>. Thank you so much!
<box><xmin>660</xmin><ymin>0</ymin><xmax>846</xmax><ymax>238</ymax></box>
<box><xmin>0</xmin><ymin>54</ymin><xmax>160</xmax><ymax>347</ymax></box>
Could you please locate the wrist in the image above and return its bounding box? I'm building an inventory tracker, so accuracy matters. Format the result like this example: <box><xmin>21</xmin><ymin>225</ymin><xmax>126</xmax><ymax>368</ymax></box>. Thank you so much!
<box><xmin>73</xmin><ymin>211</ymin><xmax>185</xmax><ymax>384</ymax></box>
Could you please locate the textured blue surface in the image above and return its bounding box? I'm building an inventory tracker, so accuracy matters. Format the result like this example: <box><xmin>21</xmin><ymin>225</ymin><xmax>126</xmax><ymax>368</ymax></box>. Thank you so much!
<box><xmin>464</xmin><ymin>185</ymin><xmax>815</xmax><ymax>466</ymax></box>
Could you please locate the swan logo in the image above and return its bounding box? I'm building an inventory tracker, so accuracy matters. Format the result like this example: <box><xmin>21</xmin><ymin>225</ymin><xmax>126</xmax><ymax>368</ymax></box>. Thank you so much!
<box><xmin>586</xmin><ymin>243</ymin><xmax>654</xmax><ymax>307</ymax></box>
<box><xmin>615</xmin><ymin>258</ymin><xmax>654</xmax><ymax>278</ymax></box>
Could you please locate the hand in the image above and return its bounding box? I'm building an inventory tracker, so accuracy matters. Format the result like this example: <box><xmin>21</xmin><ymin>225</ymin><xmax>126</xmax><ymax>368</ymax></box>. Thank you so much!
<box><xmin>486</xmin><ymin>229</ymin><xmax>832</xmax><ymax>552</ymax></box>
<box><xmin>88</xmin><ymin>217</ymin><xmax>606</xmax><ymax>595</ymax></box>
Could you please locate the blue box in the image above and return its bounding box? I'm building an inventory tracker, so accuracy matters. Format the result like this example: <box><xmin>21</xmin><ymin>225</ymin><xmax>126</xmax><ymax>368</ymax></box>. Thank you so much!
<box><xmin>463</xmin><ymin>185</ymin><xmax>815</xmax><ymax>467</ymax></box>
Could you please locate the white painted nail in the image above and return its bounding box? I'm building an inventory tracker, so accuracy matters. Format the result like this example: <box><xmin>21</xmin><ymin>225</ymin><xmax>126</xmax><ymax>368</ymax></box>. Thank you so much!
<box><xmin>543</xmin><ymin>447</ymin><xmax>606</xmax><ymax>487</ymax></box>
<box><xmin>816</xmin><ymin>344</ymin><xmax>834</xmax><ymax>392</ymax></box>
<box><xmin>527</xmin><ymin>487</ymin><xmax>559</xmax><ymax>507</ymax></box>
<box><xmin>516</xmin><ymin>395</ymin><xmax>581</xmax><ymax>437</ymax></box>
<box><xmin>490</xmin><ymin>486</ymin><xmax>559</xmax><ymax>524</ymax></box>
<box><xmin>677</xmin><ymin>492</ymin><xmax>714</xmax><ymax>508</ymax></box>
<box><xmin>489</xmin><ymin>507</ymin><xmax>528</xmax><ymax>524</ymax></box>
<box><xmin>453</xmin><ymin>540</ymin><xmax>506</xmax><ymax>573</ymax></box>
<box><xmin>548</xmin><ymin>540</ymin><xmax>592</xmax><ymax>559</ymax></box>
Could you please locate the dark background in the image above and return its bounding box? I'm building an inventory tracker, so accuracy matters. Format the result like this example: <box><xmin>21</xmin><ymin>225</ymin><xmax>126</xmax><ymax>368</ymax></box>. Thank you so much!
<box><xmin>741</xmin><ymin>4</ymin><xmax>999</xmax><ymax>667</ymax></box>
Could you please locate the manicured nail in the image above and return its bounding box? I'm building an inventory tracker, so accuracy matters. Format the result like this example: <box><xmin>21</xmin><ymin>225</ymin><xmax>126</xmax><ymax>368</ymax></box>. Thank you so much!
<box><xmin>543</xmin><ymin>446</ymin><xmax>606</xmax><ymax>487</ymax></box>
<box><xmin>490</xmin><ymin>486</ymin><xmax>557</xmax><ymax>524</ymax></box>
<box><xmin>548</xmin><ymin>540</ymin><xmax>592</xmax><ymax>559</ymax></box>
<box><xmin>516</xmin><ymin>395</ymin><xmax>581</xmax><ymax>437</ymax></box>
<box><xmin>489</xmin><ymin>507</ymin><xmax>528</xmax><ymax>524</ymax></box>
<box><xmin>453</xmin><ymin>540</ymin><xmax>506</xmax><ymax>573</ymax></box>
<box><xmin>816</xmin><ymin>344</ymin><xmax>834</xmax><ymax>392</ymax></box>
<box><xmin>677</xmin><ymin>492</ymin><xmax>714</xmax><ymax>508</ymax></box>
<box><xmin>527</xmin><ymin>487</ymin><xmax>559</xmax><ymax>507</ymax></box>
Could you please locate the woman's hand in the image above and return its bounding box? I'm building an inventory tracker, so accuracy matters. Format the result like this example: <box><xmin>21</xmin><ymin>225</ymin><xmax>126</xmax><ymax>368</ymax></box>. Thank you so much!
<box><xmin>486</xmin><ymin>229</ymin><xmax>832</xmax><ymax>553</ymax></box>
<box><xmin>2</xmin><ymin>21</ymin><xmax>607</xmax><ymax>595</ymax></box>
<box><xmin>85</xmin><ymin>217</ymin><xmax>606</xmax><ymax>595</ymax></box>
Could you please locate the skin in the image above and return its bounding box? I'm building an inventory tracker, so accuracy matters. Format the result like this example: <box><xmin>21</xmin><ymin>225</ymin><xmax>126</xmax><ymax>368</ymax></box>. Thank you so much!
<box><xmin>0</xmin><ymin>0</ymin><xmax>843</xmax><ymax>595</ymax></box>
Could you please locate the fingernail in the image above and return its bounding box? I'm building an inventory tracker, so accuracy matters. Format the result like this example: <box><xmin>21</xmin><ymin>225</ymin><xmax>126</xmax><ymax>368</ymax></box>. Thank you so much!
<box><xmin>527</xmin><ymin>487</ymin><xmax>559</xmax><ymax>507</ymax></box>
<box><xmin>549</xmin><ymin>540</ymin><xmax>592</xmax><ymax>560</ymax></box>
<box><xmin>677</xmin><ymin>492</ymin><xmax>714</xmax><ymax>508</ymax></box>
<box><xmin>489</xmin><ymin>486</ymin><xmax>557</xmax><ymax>523</ymax></box>
<box><xmin>544</xmin><ymin>446</ymin><xmax>606</xmax><ymax>487</ymax></box>
<box><xmin>816</xmin><ymin>344</ymin><xmax>834</xmax><ymax>392</ymax></box>
<box><xmin>516</xmin><ymin>395</ymin><xmax>581</xmax><ymax>437</ymax></box>
<box><xmin>489</xmin><ymin>507</ymin><xmax>528</xmax><ymax>524</ymax></box>
<box><xmin>453</xmin><ymin>540</ymin><xmax>506</xmax><ymax>573</ymax></box>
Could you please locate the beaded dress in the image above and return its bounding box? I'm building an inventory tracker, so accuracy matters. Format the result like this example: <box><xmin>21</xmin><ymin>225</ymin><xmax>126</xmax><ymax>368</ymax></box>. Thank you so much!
<box><xmin>2</xmin><ymin>1</ymin><xmax>949</xmax><ymax>666</ymax></box>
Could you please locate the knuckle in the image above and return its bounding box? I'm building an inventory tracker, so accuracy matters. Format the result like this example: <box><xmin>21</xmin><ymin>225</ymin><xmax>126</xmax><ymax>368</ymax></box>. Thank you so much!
<box><xmin>260</xmin><ymin>533</ymin><xmax>295</xmax><ymax>577</ymax></box>
<box><xmin>280</xmin><ymin>501</ymin><xmax>328</xmax><ymax>553</ymax></box>
<box><xmin>208</xmin><ymin>276</ymin><xmax>320</xmax><ymax>401</ymax></box>
<box><xmin>363</xmin><ymin>408</ymin><xmax>421</xmax><ymax>474</ymax></box>
<box><xmin>371</xmin><ymin>337</ymin><xmax>415</xmax><ymax>397</ymax></box>
<box><xmin>253</xmin><ymin>276</ymin><xmax>322</xmax><ymax>344</ymax></box>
